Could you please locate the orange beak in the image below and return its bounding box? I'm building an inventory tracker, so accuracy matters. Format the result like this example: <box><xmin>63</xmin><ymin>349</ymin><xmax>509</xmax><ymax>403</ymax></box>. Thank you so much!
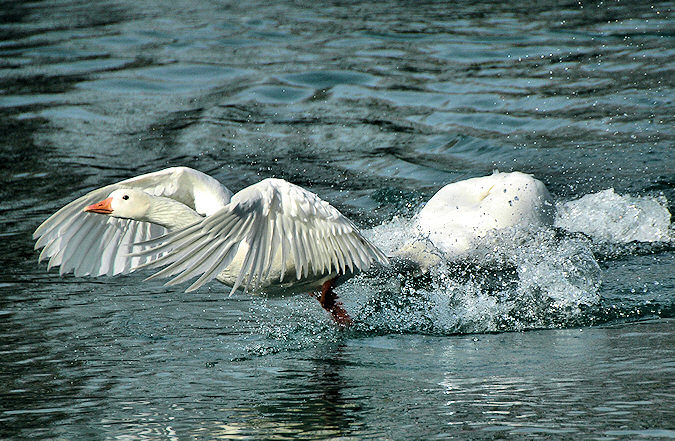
<box><xmin>84</xmin><ymin>197</ymin><xmax>114</xmax><ymax>214</ymax></box>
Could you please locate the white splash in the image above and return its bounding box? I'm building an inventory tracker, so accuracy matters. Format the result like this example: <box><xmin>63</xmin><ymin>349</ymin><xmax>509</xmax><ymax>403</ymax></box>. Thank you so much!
<box><xmin>359</xmin><ymin>222</ymin><xmax>601</xmax><ymax>334</ymax></box>
<box><xmin>357</xmin><ymin>178</ymin><xmax>675</xmax><ymax>334</ymax></box>
<box><xmin>555</xmin><ymin>189</ymin><xmax>672</xmax><ymax>243</ymax></box>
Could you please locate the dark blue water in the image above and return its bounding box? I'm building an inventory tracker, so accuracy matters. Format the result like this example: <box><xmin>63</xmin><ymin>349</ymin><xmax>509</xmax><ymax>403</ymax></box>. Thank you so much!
<box><xmin>1</xmin><ymin>0</ymin><xmax>674</xmax><ymax>439</ymax></box>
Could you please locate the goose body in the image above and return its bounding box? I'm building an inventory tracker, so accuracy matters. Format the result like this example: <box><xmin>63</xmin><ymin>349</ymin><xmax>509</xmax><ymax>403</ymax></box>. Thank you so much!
<box><xmin>33</xmin><ymin>167</ymin><xmax>388</xmax><ymax>323</ymax></box>
<box><xmin>398</xmin><ymin>171</ymin><xmax>554</xmax><ymax>266</ymax></box>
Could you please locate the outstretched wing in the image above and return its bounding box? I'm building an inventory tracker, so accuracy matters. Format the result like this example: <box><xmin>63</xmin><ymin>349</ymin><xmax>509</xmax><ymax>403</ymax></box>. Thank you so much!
<box><xmin>134</xmin><ymin>178</ymin><xmax>389</xmax><ymax>293</ymax></box>
<box><xmin>33</xmin><ymin>167</ymin><xmax>232</xmax><ymax>277</ymax></box>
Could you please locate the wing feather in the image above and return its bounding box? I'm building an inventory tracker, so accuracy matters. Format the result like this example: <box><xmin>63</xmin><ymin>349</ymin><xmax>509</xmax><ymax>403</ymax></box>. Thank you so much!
<box><xmin>133</xmin><ymin>178</ymin><xmax>389</xmax><ymax>293</ymax></box>
<box><xmin>286</xmin><ymin>215</ymin><xmax>304</xmax><ymax>280</ymax></box>
<box><xmin>276</xmin><ymin>215</ymin><xmax>288</xmax><ymax>282</ymax></box>
<box><xmin>187</xmin><ymin>237</ymin><xmax>243</xmax><ymax>289</ymax></box>
<box><xmin>165</xmin><ymin>240</ymin><xmax>227</xmax><ymax>286</ymax></box>
<box><xmin>71</xmin><ymin>219</ymin><xmax>106</xmax><ymax>277</ymax></box>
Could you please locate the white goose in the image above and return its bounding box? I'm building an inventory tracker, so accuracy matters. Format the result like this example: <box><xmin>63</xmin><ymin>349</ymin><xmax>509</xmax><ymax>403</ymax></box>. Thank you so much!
<box><xmin>397</xmin><ymin>171</ymin><xmax>555</xmax><ymax>266</ymax></box>
<box><xmin>33</xmin><ymin>166</ymin><xmax>388</xmax><ymax>325</ymax></box>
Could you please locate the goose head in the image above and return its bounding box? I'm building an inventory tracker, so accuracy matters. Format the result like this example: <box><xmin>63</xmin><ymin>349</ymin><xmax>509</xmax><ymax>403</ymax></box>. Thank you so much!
<box><xmin>84</xmin><ymin>188</ymin><xmax>152</xmax><ymax>221</ymax></box>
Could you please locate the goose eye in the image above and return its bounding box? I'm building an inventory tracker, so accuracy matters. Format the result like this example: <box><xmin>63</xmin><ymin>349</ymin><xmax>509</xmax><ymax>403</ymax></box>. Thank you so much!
<box><xmin>122</xmin><ymin>195</ymin><xmax>129</xmax><ymax>200</ymax></box>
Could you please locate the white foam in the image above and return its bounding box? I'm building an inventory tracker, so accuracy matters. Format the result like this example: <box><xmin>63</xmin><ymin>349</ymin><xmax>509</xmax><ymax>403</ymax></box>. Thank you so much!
<box><xmin>354</xmin><ymin>178</ymin><xmax>633</xmax><ymax>334</ymax></box>
<box><xmin>555</xmin><ymin>189</ymin><xmax>672</xmax><ymax>243</ymax></box>
<box><xmin>356</xmin><ymin>222</ymin><xmax>601</xmax><ymax>334</ymax></box>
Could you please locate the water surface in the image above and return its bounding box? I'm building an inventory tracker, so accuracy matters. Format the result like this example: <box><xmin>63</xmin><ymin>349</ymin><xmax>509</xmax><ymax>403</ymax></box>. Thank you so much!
<box><xmin>1</xmin><ymin>0</ymin><xmax>673</xmax><ymax>439</ymax></box>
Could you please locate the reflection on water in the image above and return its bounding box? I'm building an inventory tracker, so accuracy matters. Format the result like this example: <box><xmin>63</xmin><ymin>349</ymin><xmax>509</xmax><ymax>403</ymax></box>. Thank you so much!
<box><xmin>1</xmin><ymin>0</ymin><xmax>673</xmax><ymax>439</ymax></box>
